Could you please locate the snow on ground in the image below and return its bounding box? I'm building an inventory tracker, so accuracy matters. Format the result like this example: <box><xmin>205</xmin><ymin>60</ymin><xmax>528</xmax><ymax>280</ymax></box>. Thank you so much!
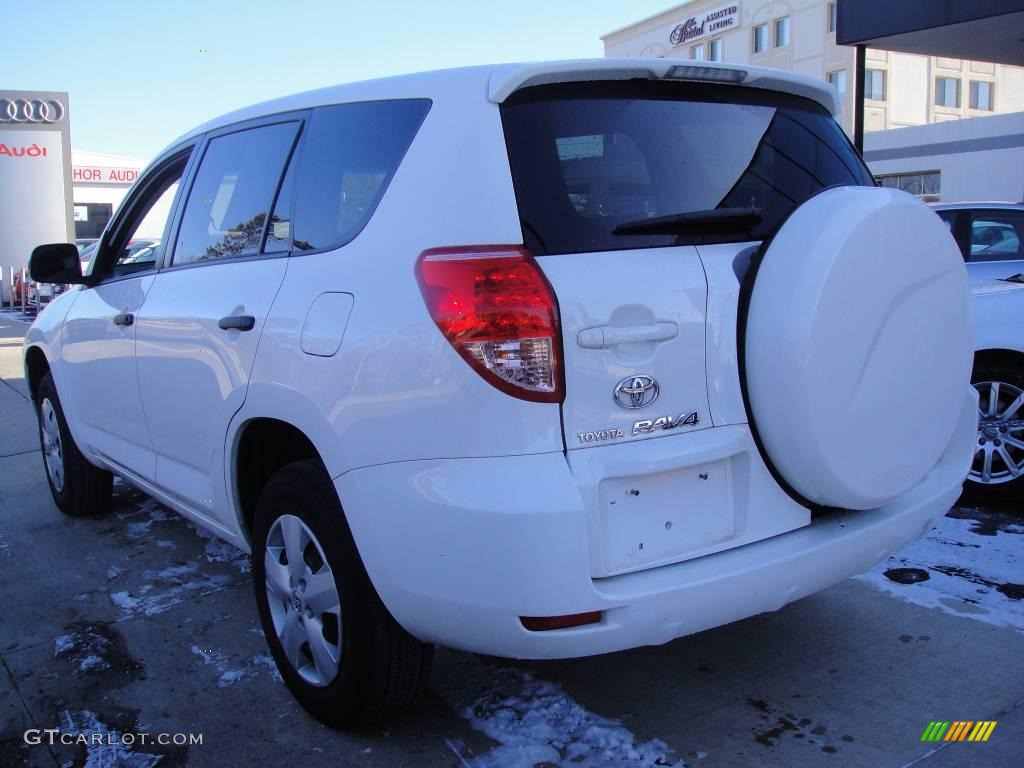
<box><xmin>109</xmin><ymin>564</ymin><xmax>232</xmax><ymax>619</ymax></box>
<box><xmin>61</xmin><ymin>709</ymin><xmax>163</xmax><ymax>768</ymax></box>
<box><xmin>444</xmin><ymin>663</ymin><xmax>681</xmax><ymax>768</ymax></box>
<box><xmin>188</xmin><ymin>522</ymin><xmax>252</xmax><ymax>573</ymax></box>
<box><xmin>190</xmin><ymin>645</ymin><xmax>284</xmax><ymax>687</ymax></box>
<box><xmin>856</xmin><ymin>507</ymin><xmax>1024</xmax><ymax>630</ymax></box>
<box><xmin>53</xmin><ymin>628</ymin><xmax>113</xmax><ymax>673</ymax></box>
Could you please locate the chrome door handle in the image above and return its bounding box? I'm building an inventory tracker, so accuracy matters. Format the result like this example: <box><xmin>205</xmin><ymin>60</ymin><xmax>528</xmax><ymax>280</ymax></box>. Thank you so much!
<box><xmin>577</xmin><ymin>321</ymin><xmax>678</xmax><ymax>349</ymax></box>
<box><xmin>218</xmin><ymin>314</ymin><xmax>256</xmax><ymax>331</ymax></box>
<box><xmin>112</xmin><ymin>313</ymin><xmax>134</xmax><ymax>326</ymax></box>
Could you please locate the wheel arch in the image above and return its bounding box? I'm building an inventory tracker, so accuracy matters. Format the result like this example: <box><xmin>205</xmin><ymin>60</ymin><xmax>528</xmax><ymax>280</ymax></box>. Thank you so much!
<box><xmin>231</xmin><ymin>416</ymin><xmax>324</xmax><ymax>546</ymax></box>
<box><xmin>24</xmin><ymin>344</ymin><xmax>51</xmax><ymax>403</ymax></box>
<box><xmin>974</xmin><ymin>347</ymin><xmax>1024</xmax><ymax>367</ymax></box>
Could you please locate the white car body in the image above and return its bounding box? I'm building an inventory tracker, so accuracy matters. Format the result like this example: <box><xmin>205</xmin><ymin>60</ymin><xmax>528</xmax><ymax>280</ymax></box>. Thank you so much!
<box><xmin>24</xmin><ymin>59</ymin><xmax>977</xmax><ymax>664</ymax></box>
<box><xmin>973</xmin><ymin>278</ymin><xmax>1024</xmax><ymax>356</ymax></box>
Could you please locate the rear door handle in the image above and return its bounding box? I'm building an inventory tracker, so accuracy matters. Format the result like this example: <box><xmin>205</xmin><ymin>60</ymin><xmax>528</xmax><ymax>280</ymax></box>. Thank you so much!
<box><xmin>112</xmin><ymin>313</ymin><xmax>134</xmax><ymax>326</ymax></box>
<box><xmin>577</xmin><ymin>321</ymin><xmax>678</xmax><ymax>349</ymax></box>
<box><xmin>218</xmin><ymin>314</ymin><xmax>256</xmax><ymax>332</ymax></box>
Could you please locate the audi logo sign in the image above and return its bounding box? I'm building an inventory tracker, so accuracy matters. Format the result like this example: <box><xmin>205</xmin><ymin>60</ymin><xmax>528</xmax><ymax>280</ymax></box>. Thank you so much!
<box><xmin>0</xmin><ymin>97</ymin><xmax>66</xmax><ymax>124</ymax></box>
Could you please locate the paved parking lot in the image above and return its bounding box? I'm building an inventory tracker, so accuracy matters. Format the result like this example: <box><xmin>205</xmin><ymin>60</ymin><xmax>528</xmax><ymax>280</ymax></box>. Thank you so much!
<box><xmin>1</xmin><ymin>314</ymin><xmax>1021</xmax><ymax>768</ymax></box>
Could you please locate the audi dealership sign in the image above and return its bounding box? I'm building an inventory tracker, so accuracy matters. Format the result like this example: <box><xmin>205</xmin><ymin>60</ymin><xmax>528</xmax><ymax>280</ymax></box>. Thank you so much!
<box><xmin>0</xmin><ymin>89</ymin><xmax>73</xmax><ymax>300</ymax></box>
<box><xmin>0</xmin><ymin>96</ymin><xmax>67</xmax><ymax>124</ymax></box>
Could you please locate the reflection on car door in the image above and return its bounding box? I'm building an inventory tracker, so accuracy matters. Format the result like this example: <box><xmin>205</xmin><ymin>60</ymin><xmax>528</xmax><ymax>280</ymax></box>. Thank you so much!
<box><xmin>134</xmin><ymin>117</ymin><xmax>301</xmax><ymax>524</ymax></box>
<box><xmin>59</xmin><ymin>152</ymin><xmax>190</xmax><ymax>478</ymax></box>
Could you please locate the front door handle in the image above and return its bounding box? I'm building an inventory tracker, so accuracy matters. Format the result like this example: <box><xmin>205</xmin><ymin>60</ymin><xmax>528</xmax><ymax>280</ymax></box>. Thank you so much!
<box><xmin>577</xmin><ymin>321</ymin><xmax>678</xmax><ymax>349</ymax></box>
<box><xmin>112</xmin><ymin>313</ymin><xmax>134</xmax><ymax>326</ymax></box>
<box><xmin>218</xmin><ymin>314</ymin><xmax>256</xmax><ymax>332</ymax></box>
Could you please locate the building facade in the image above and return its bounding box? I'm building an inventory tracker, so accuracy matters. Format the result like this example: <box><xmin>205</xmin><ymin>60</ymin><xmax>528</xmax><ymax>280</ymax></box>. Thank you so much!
<box><xmin>602</xmin><ymin>0</ymin><xmax>1024</xmax><ymax>135</ymax></box>
<box><xmin>864</xmin><ymin>112</ymin><xmax>1024</xmax><ymax>204</ymax></box>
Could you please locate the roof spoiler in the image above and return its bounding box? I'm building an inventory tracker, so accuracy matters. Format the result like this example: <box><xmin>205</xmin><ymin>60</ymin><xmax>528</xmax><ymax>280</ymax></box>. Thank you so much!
<box><xmin>488</xmin><ymin>58</ymin><xmax>838</xmax><ymax>115</ymax></box>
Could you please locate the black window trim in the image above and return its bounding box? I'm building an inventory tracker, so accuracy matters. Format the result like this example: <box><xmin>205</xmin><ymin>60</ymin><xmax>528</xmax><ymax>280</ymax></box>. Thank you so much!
<box><xmin>158</xmin><ymin>110</ymin><xmax>310</xmax><ymax>275</ymax></box>
<box><xmin>86</xmin><ymin>144</ymin><xmax>197</xmax><ymax>287</ymax></box>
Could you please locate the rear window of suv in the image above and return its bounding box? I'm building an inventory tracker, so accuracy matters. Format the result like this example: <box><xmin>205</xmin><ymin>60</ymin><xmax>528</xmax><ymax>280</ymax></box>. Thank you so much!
<box><xmin>500</xmin><ymin>81</ymin><xmax>875</xmax><ymax>255</ymax></box>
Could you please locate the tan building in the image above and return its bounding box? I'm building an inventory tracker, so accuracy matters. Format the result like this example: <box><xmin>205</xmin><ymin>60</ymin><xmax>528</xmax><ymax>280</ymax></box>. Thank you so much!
<box><xmin>601</xmin><ymin>0</ymin><xmax>1024</xmax><ymax>134</ymax></box>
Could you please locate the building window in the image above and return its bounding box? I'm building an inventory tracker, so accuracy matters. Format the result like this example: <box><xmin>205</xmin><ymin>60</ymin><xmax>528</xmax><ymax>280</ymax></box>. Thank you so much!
<box><xmin>827</xmin><ymin>70</ymin><xmax>847</xmax><ymax>98</ymax></box>
<box><xmin>775</xmin><ymin>17</ymin><xmax>790</xmax><ymax>47</ymax></box>
<box><xmin>753</xmin><ymin>24</ymin><xmax>768</xmax><ymax>53</ymax></box>
<box><xmin>876</xmin><ymin>171</ymin><xmax>941</xmax><ymax>202</ymax></box>
<box><xmin>690</xmin><ymin>44</ymin><xmax>706</xmax><ymax>61</ymax></box>
<box><xmin>828</xmin><ymin>2</ymin><xmax>838</xmax><ymax>33</ymax></box>
<box><xmin>708</xmin><ymin>39</ymin><xmax>722</xmax><ymax>62</ymax></box>
<box><xmin>864</xmin><ymin>69</ymin><xmax>886</xmax><ymax>100</ymax></box>
<box><xmin>935</xmin><ymin>77</ymin><xmax>961</xmax><ymax>108</ymax></box>
<box><xmin>970</xmin><ymin>80</ymin><xmax>994</xmax><ymax>111</ymax></box>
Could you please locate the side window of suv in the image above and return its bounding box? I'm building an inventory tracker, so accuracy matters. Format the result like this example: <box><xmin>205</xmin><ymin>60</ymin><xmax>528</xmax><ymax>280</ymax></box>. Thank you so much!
<box><xmin>172</xmin><ymin>121</ymin><xmax>299</xmax><ymax>266</ymax></box>
<box><xmin>282</xmin><ymin>99</ymin><xmax>430</xmax><ymax>253</ymax></box>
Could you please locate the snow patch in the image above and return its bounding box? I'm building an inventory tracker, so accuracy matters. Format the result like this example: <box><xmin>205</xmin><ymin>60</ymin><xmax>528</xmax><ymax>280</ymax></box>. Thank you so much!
<box><xmin>53</xmin><ymin>628</ymin><xmax>112</xmax><ymax>672</ymax></box>
<box><xmin>62</xmin><ymin>709</ymin><xmax>163</xmax><ymax>768</ymax></box>
<box><xmin>110</xmin><ymin>564</ymin><xmax>231</xmax><ymax>619</ymax></box>
<box><xmin>856</xmin><ymin>510</ymin><xmax>1024</xmax><ymax>630</ymax></box>
<box><xmin>453</xmin><ymin>666</ymin><xmax>681</xmax><ymax>768</ymax></box>
<box><xmin>107</xmin><ymin>566</ymin><xmax>124</xmax><ymax>580</ymax></box>
<box><xmin>79</xmin><ymin>654</ymin><xmax>109</xmax><ymax>672</ymax></box>
<box><xmin>251</xmin><ymin>653</ymin><xmax>283</xmax><ymax>682</ymax></box>
<box><xmin>188</xmin><ymin>524</ymin><xmax>251</xmax><ymax>573</ymax></box>
<box><xmin>191</xmin><ymin>645</ymin><xmax>257</xmax><ymax>687</ymax></box>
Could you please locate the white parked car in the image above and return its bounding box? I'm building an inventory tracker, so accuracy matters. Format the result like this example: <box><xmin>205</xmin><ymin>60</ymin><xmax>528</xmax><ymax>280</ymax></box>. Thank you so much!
<box><xmin>24</xmin><ymin>60</ymin><xmax>977</xmax><ymax>728</ymax></box>
<box><xmin>934</xmin><ymin>202</ymin><xmax>1024</xmax><ymax>284</ymax></box>
<box><xmin>970</xmin><ymin>275</ymin><xmax>1024</xmax><ymax>495</ymax></box>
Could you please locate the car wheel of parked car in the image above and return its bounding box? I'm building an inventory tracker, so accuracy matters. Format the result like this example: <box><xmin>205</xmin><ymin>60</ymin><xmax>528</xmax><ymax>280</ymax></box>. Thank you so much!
<box><xmin>968</xmin><ymin>358</ymin><xmax>1024</xmax><ymax>499</ymax></box>
<box><xmin>36</xmin><ymin>372</ymin><xmax>113</xmax><ymax>516</ymax></box>
<box><xmin>252</xmin><ymin>459</ymin><xmax>433</xmax><ymax>729</ymax></box>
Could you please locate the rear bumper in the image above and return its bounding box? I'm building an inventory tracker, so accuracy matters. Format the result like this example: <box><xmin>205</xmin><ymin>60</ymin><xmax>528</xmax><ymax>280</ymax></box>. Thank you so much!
<box><xmin>335</xmin><ymin>388</ymin><xmax>977</xmax><ymax>659</ymax></box>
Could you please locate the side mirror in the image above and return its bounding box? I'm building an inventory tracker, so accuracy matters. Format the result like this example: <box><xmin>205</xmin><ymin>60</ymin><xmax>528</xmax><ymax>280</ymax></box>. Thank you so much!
<box><xmin>29</xmin><ymin>243</ymin><xmax>84</xmax><ymax>285</ymax></box>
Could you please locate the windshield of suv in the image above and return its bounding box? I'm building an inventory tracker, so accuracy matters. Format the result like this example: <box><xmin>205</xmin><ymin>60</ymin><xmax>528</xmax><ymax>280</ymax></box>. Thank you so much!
<box><xmin>501</xmin><ymin>80</ymin><xmax>875</xmax><ymax>255</ymax></box>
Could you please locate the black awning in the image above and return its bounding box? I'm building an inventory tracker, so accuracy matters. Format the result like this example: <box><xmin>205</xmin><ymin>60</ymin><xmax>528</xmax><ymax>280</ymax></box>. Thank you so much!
<box><xmin>837</xmin><ymin>0</ymin><xmax>1024</xmax><ymax>65</ymax></box>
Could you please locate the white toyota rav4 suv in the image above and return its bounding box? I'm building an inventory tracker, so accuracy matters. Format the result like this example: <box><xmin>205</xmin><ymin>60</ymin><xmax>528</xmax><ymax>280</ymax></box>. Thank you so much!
<box><xmin>25</xmin><ymin>60</ymin><xmax>977</xmax><ymax>728</ymax></box>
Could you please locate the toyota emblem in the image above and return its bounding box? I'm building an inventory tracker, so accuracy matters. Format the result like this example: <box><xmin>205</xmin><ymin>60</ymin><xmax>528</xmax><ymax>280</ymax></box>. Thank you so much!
<box><xmin>613</xmin><ymin>375</ymin><xmax>659</xmax><ymax>409</ymax></box>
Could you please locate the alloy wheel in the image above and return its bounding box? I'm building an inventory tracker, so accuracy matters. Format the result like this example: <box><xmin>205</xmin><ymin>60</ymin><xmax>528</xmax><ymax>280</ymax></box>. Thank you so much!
<box><xmin>971</xmin><ymin>380</ymin><xmax>1024</xmax><ymax>484</ymax></box>
<box><xmin>264</xmin><ymin>514</ymin><xmax>343</xmax><ymax>686</ymax></box>
<box><xmin>40</xmin><ymin>398</ymin><xmax>64</xmax><ymax>492</ymax></box>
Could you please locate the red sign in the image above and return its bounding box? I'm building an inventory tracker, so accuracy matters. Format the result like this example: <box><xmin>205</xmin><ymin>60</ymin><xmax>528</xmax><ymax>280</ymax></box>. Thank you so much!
<box><xmin>72</xmin><ymin>165</ymin><xmax>140</xmax><ymax>184</ymax></box>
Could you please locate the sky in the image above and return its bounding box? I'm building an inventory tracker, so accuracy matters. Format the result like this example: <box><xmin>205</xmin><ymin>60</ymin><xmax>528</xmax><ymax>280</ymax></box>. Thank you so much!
<box><xmin>5</xmin><ymin>0</ymin><xmax>680</xmax><ymax>163</ymax></box>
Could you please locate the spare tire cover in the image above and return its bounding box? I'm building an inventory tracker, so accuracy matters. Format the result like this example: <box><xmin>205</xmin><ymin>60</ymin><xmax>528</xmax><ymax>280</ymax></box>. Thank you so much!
<box><xmin>745</xmin><ymin>186</ymin><xmax>972</xmax><ymax>510</ymax></box>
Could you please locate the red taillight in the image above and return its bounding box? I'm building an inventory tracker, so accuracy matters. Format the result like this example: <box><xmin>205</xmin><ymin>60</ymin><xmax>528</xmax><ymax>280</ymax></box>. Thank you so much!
<box><xmin>416</xmin><ymin>245</ymin><xmax>564</xmax><ymax>403</ymax></box>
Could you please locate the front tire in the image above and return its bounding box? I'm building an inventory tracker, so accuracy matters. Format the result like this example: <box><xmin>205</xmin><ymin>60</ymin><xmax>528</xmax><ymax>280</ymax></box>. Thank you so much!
<box><xmin>252</xmin><ymin>459</ymin><xmax>433</xmax><ymax>729</ymax></box>
<box><xmin>36</xmin><ymin>372</ymin><xmax>113</xmax><ymax>517</ymax></box>
<box><xmin>967</xmin><ymin>358</ymin><xmax>1024</xmax><ymax>500</ymax></box>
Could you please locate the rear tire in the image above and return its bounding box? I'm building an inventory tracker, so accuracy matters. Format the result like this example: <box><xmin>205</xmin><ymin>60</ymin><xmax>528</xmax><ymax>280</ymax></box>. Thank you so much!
<box><xmin>252</xmin><ymin>459</ymin><xmax>433</xmax><ymax>729</ymax></box>
<box><xmin>36</xmin><ymin>372</ymin><xmax>113</xmax><ymax>517</ymax></box>
<box><xmin>967</xmin><ymin>358</ymin><xmax>1024</xmax><ymax>501</ymax></box>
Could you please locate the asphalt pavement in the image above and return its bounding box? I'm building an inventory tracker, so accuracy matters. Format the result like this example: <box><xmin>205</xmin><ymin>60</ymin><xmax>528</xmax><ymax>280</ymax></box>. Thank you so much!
<box><xmin>0</xmin><ymin>311</ymin><xmax>1021</xmax><ymax>768</ymax></box>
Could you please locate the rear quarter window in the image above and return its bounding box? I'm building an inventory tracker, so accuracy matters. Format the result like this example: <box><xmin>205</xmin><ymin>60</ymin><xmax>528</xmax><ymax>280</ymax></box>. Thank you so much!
<box><xmin>500</xmin><ymin>81</ymin><xmax>875</xmax><ymax>255</ymax></box>
<box><xmin>283</xmin><ymin>99</ymin><xmax>431</xmax><ymax>253</ymax></box>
